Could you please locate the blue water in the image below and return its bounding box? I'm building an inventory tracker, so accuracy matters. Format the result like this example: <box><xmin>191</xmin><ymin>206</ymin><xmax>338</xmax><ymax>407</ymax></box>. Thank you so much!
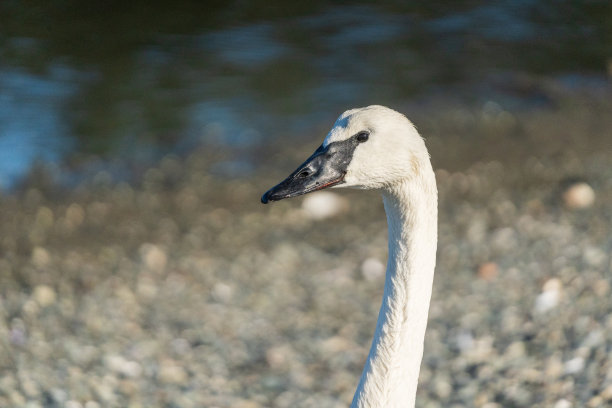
<box><xmin>0</xmin><ymin>1</ymin><xmax>609</xmax><ymax>190</ymax></box>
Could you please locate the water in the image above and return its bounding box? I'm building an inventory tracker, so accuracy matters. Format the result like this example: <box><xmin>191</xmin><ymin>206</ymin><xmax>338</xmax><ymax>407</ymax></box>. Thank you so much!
<box><xmin>0</xmin><ymin>0</ymin><xmax>609</xmax><ymax>189</ymax></box>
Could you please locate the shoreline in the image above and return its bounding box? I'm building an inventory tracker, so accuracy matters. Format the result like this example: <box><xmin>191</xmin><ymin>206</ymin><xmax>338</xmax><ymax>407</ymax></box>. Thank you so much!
<box><xmin>0</xmin><ymin>93</ymin><xmax>611</xmax><ymax>407</ymax></box>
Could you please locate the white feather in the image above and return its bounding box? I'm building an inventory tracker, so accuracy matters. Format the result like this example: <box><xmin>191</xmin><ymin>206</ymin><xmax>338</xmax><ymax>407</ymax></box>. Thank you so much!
<box><xmin>325</xmin><ymin>106</ymin><xmax>438</xmax><ymax>408</ymax></box>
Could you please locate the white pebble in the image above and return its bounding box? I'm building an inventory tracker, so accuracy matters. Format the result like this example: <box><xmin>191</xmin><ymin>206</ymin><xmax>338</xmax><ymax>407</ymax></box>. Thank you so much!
<box><xmin>104</xmin><ymin>354</ymin><xmax>142</xmax><ymax>378</ymax></box>
<box><xmin>140</xmin><ymin>243</ymin><xmax>167</xmax><ymax>273</ymax></box>
<box><xmin>534</xmin><ymin>278</ymin><xmax>562</xmax><ymax>313</ymax></box>
<box><xmin>361</xmin><ymin>258</ymin><xmax>385</xmax><ymax>281</ymax></box>
<box><xmin>301</xmin><ymin>192</ymin><xmax>347</xmax><ymax>220</ymax></box>
<box><xmin>212</xmin><ymin>282</ymin><xmax>233</xmax><ymax>303</ymax></box>
<box><xmin>563</xmin><ymin>182</ymin><xmax>595</xmax><ymax>209</ymax></box>
<box><xmin>158</xmin><ymin>362</ymin><xmax>188</xmax><ymax>384</ymax></box>
<box><xmin>564</xmin><ymin>357</ymin><xmax>585</xmax><ymax>374</ymax></box>
<box><xmin>32</xmin><ymin>285</ymin><xmax>56</xmax><ymax>307</ymax></box>
<box><xmin>554</xmin><ymin>399</ymin><xmax>572</xmax><ymax>408</ymax></box>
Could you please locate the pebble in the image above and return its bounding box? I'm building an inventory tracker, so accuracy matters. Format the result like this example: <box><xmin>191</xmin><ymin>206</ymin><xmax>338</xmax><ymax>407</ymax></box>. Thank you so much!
<box><xmin>140</xmin><ymin>243</ymin><xmax>167</xmax><ymax>273</ymax></box>
<box><xmin>158</xmin><ymin>361</ymin><xmax>188</xmax><ymax>384</ymax></box>
<box><xmin>212</xmin><ymin>282</ymin><xmax>233</xmax><ymax>303</ymax></box>
<box><xmin>564</xmin><ymin>357</ymin><xmax>585</xmax><ymax>375</ymax></box>
<box><xmin>554</xmin><ymin>399</ymin><xmax>572</xmax><ymax>408</ymax></box>
<box><xmin>31</xmin><ymin>285</ymin><xmax>57</xmax><ymax>307</ymax></box>
<box><xmin>104</xmin><ymin>354</ymin><xmax>142</xmax><ymax>378</ymax></box>
<box><xmin>301</xmin><ymin>191</ymin><xmax>348</xmax><ymax>220</ymax></box>
<box><xmin>266</xmin><ymin>344</ymin><xmax>294</xmax><ymax>370</ymax></box>
<box><xmin>31</xmin><ymin>247</ymin><xmax>51</xmax><ymax>268</ymax></box>
<box><xmin>361</xmin><ymin>257</ymin><xmax>385</xmax><ymax>281</ymax></box>
<box><xmin>562</xmin><ymin>182</ymin><xmax>595</xmax><ymax>209</ymax></box>
<box><xmin>477</xmin><ymin>262</ymin><xmax>498</xmax><ymax>280</ymax></box>
<box><xmin>534</xmin><ymin>278</ymin><xmax>562</xmax><ymax>313</ymax></box>
<box><xmin>601</xmin><ymin>384</ymin><xmax>612</xmax><ymax>400</ymax></box>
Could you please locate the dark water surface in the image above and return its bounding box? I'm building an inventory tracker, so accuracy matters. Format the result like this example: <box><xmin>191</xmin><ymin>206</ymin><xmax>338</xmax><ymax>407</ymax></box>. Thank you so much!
<box><xmin>0</xmin><ymin>0</ymin><xmax>610</xmax><ymax>189</ymax></box>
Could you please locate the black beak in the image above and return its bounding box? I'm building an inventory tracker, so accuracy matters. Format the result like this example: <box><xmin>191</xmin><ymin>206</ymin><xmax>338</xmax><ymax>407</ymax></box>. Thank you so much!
<box><xmin>261</xmin><ymin>141</ymin><xmax>354</xmax><ymax>204</ymax></box>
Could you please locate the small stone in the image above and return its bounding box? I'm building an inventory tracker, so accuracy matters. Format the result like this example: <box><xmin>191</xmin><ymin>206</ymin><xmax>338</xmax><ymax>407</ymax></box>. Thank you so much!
<box><xmin>266</xmin><ymin>344</ymin><xmax>294</xmax><ymax>370</ymax></box>
<box><xmin>65</xmin><ymin>401</ymin><xmax>83</xmax><ymax>408</ymax></box>
<box><xmin>234</xmin><ymin>400</ymin><xmax>261</xmax><ymax>408</ymax></box>
<box><xmin>32</xmin><ymin>285</ymin><xmax>56</xmax><ymax>307</ymax></box>
<box><xmin>554</xmin><ymin>399</ymin><xmax>571</xmax><ymax>408</ymax></box>
<box><xmin>301</xmin><ymin>192</ymin><xmax>348</xmax><ymax>220</ymax></box>
<box><xmin>9</xmin><ymin>391</ymin><xmax>25</xmax><ymax>406</ymax></box>
<box><xmin>545</xmin><ymin>356</ymin><xmax>564</xmax><ymax>378</ymax></box>
<box><xmin>583</xmin><ymin>246</ymin><xmax>607</xmax><ymax>267</ymax></box>
<box><xmin>433</xmin><ymin>376</ymin><xmax>452</xmax><ymax>399</ymax></box>
<box><xmin>65</xmin><ymin>203</ymin><xmax>85</xmax><ymax>227</ymax></box>
<box><xmin>212</xmin><ymin>282</ymin><xmax>233</xmax><ymax>303</ymax></box>
<box><xmin>562</xmin><ymin>182</ymin><xmax>595</xmax><ymax>209</ymax></box>
<box><xmin>50</xmin><ymin>388</ymin><xmax>67</xmax><ymax>404</ymax></box>
<box><xmin>320</xmin><ymin>336</ymin><xmax>351</xmax><ymax>356</ymax></box>
<box><xmin>601</xmin><ymin>384</ymin><xmax>612</xmax><ymax>400</ymax></box>
<box><xmin>505</xmin><ymin>342</ymin><xmax>526</xmax><ymax>359</ymax></box>
<box><xmin>31</xmin><ymin>247</ymin><xmax>51</xmax><ymax>268</ymax></box>
<box><xmin>593</xmin><ymin>279</ymin><xmax>610</xmax><ymax>297</ymax></box>
<box><xmin>35</xmin><ymin>207</ymin><xmax>54</xmax><ymax>229</ymax></box>
<box><xmin>534</xmin><ymin>278</ymin><xmax>562</xmax><ymax>313</ymax></box>
<box><xmin>564</xmin><ymin>357</ymin><xmax>585</xmax><ymax>374</ymax></box>
<box><xmin>587</xmin><ymin>396</ymin><xmax>603</xmax><ymax>408</ymax></box>
<box><xmin>477</xmin><ymin>262</ymin><xmax>499</xmax><ymax>280</ymax></box>
<box><xmin>361</xmin><ymin>258</ymin><xmax>385</xmax><ymax>281</ymax></box>
<box><xmin>140</xmin><ymin>243</ymin><xmax>167</xmax><ymax>273</ymax></box>
<box><xmin>455</xmin><ymin>330</ymin><xmax>474</xmax><ymax>353</ymax></box>
<box><xmin>158</xmin><ymin>361</ymin><xmax>188</xmax><ymax>384</ymax></box>
<box><xmin>104</xmin><ymin>354</ymin><xmax>142</xmax><ymax>378</ymax></box>
<box><xmin>170</xmin><ymin>338</ymin><xmax>191</xmax><ymax>355</ymax></box>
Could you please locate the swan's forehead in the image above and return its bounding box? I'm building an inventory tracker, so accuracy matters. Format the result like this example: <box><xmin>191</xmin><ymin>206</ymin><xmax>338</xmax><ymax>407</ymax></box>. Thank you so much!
<box><xmin>322</xmin><ymin>109</ymin><xmax>365</xmax><ymax>147</ymax></box>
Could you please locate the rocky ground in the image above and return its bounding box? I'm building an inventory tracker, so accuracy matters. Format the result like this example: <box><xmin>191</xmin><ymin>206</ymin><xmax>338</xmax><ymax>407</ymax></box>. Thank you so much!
<box><xmin>0</xmin><ymin>93</ymin><xmax>611</xmax><ymax>408</ymax></box>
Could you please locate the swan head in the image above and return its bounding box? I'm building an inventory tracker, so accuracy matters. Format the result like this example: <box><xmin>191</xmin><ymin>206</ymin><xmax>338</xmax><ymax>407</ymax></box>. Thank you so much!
<box><xmin>261</xmin><ymin>105</ymin><xmax>429</xmax><ymax>203</ymax></box>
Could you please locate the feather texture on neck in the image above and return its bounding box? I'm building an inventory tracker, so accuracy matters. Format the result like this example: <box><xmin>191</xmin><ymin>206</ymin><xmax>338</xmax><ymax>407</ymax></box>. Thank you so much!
<box><xmin>351</xmin><ymin>161</ymin><xmax>438</xmax><ymax>408</ymax></box>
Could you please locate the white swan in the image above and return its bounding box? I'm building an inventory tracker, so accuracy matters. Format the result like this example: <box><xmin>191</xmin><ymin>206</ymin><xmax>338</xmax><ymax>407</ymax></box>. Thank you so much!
<box><xmin>262</xmin><ymin>105</ymin><xmax>437</xmax><ymax>408</ymax></box>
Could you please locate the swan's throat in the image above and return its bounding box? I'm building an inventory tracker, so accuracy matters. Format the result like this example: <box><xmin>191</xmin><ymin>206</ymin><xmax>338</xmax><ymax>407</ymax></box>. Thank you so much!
<box><xmin>351</xmin><ymin>176</ymin><xmax>438</xmax><ymax>408</ymax></box>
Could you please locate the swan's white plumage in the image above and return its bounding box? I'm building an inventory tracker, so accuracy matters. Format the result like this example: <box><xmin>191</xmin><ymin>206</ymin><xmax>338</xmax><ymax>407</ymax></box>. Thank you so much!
<box><xmin>323</xmin><ymin>106</ymin><xmax>438</xmax><ymax>408</ymax></box>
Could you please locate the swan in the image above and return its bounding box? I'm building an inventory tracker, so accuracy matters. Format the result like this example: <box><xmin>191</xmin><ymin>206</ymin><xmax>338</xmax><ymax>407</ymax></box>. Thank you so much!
<box><xmin>261</xmin><ymin>105</ymin><xmax>437</xmax><ymax>408</ymax></box>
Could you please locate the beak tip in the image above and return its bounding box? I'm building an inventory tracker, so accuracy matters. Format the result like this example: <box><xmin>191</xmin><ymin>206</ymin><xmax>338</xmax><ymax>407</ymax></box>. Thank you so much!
<box><xmin>261</xmin><ymin>191</ymin><xmax>271</xmax><ymax>204</ymax></box>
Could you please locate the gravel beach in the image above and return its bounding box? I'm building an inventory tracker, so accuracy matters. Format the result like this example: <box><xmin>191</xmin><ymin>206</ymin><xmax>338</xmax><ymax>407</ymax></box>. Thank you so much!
<box><xmin>1</xmin><ymin>94</ymin><xmax>611</xmax><ymax>408</ymax></box>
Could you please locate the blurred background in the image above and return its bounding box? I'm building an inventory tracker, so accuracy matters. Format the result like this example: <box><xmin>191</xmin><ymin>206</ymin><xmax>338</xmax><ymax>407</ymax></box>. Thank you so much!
<box><xmin>0</xmin><ymin>1</ymin><xmax>611</xmax><ymax>407</ymax></box>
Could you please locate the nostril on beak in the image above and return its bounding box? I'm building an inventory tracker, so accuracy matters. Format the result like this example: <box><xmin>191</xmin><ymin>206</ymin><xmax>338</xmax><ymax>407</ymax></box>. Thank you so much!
<box><xmin>297</xmin><ymin>169</ymin><xmax>311</xmax><ymax>178</ymax></box>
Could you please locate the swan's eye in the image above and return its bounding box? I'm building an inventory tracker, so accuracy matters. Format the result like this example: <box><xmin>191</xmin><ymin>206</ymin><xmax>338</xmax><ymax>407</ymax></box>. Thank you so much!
<box><xmin>356</xmin><ymin>131</ymin><xmax>369</xmax><ymax>143</ymax></box>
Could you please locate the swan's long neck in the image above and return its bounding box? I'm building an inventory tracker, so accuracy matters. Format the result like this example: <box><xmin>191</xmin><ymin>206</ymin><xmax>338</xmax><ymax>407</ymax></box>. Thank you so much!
<box><xmin>351</xmin><ymin>169</ymin><xmax>438</xmax><ymax>408</ymax></box>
